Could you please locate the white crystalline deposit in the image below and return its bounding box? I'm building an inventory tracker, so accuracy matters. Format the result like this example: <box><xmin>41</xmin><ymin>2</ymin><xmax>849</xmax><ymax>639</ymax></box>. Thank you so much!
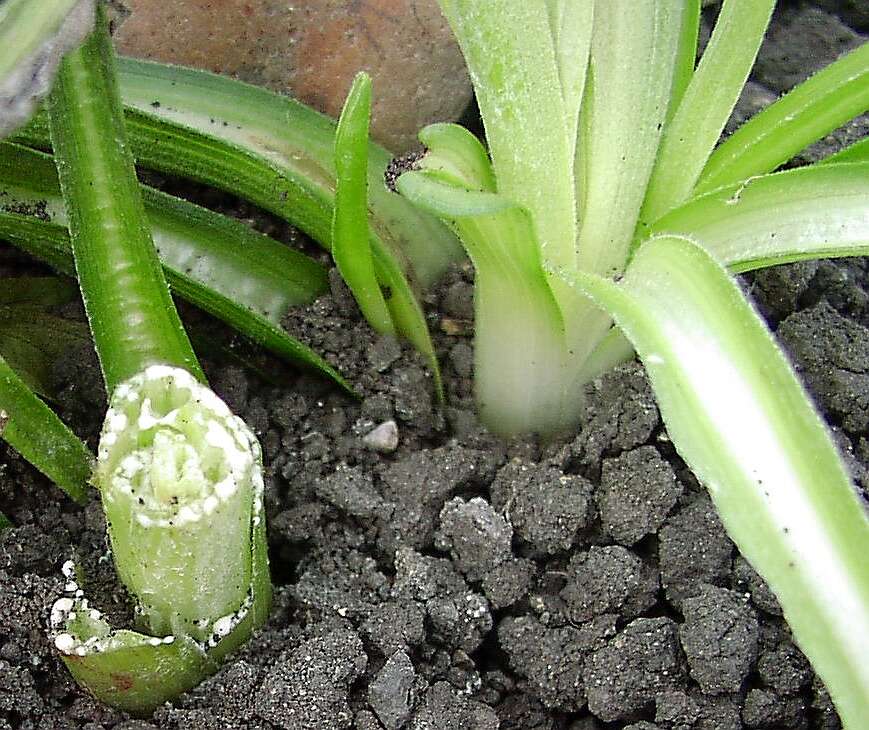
<box><xmin>95</xmin><ymin>365</ymin><xmax>264</xmax><ymax>641</ymax></box>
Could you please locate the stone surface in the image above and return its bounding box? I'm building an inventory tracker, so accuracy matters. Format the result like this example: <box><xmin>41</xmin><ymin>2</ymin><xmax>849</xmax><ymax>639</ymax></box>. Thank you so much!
<box><xmin>112</xmin><ymin>0</ymin><xmax>472</xmax><ymax>153</ymax></box>
<box><xmin>368</xmin><ymin>651</ymin><xmax>418</xmax><ymax>730</ymax></box>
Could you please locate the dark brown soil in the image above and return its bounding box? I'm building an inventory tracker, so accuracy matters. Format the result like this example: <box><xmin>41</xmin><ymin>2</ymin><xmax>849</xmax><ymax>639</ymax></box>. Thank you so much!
<box><xmin>1</xmin><ymin>2</ymin><xmax>867</xmax><ymax>729</ymax></box>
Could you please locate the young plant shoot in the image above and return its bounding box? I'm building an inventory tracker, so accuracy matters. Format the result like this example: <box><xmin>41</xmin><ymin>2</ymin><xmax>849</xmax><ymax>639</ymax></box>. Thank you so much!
<box><xmin>395</xmin><ymin>1</ymin><xmax>869</xmax><ymax>727</ymax></box>
<box><xmin>45</xmin><ymin>6</ymin><xmax>270</xmax><ymax>713</ymax></box>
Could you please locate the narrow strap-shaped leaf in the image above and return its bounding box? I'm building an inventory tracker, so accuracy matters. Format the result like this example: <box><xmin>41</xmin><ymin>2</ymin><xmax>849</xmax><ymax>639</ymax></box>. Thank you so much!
<box><xmin>649</xmin><ymin>162</ymin><xmax>869</xmax><ymax>272</ymax></box>
<box><xmin>15</xmin><ymin>57</ymin><xmax>464</xmax><ymax>289</ymax></box>
<box><xmin>575</xmin><ymin>0</ymin><xmax>683</xmax><ymax>277</ymax></box>
<box><xmin>0</xmin><ymin>307</ymin><xmax>88</xmax><ymax>399</ymax></box>
<box><xmin>0</xmin><ymin>276</ymin><xmax>88</xmax><ymax>399</ymax></box>
<box><xmin>0</xmin><ymin>212</ymin><xmax>352</xmax><ymax>393</ymax></box>
<box><xmin>440</xmin><ymin>0</ymin><xmax>577</xmax><ymax>272</ymax></box>
<box><xmin>0</xmin><ymin>353</ymin><xmax>92</xmax><ymax>503</ymax></box>
<box><xmin>698</xmin><ymin>42</ymin><xmax>869</xmax><ymax>194</ymax></box>
<box><xmin>333</xmin><ymin>88</ymin><xmax>444</xmax><ymax>396</ymax></box>
<box><xmin>417</xmin><ymin>123</ymin><xmax>497</xmax><ymax>193</ymax></box>
<box><xmin>639</xmin><ymin>0</ymin><xmax>776</xmax><ymax>226</ymax></box>
<box><xmin>545</xmin><ymin>0</ymin><xmax>594</xmax><ymax>162</ymax></box>
<box><xmin>562</xmin><ymin>235</ymin><xmax>869</xmax><ymax>730</ymax></box>
<box><xmin>667</xmin><ymin>0</ymin><xmax>701</xmax><ymax>122</ymax></box>
<box><xmin>0</xmin><ymin>512</ymin><xmax>10</xmax><ymax>531</ymax></box>
<box><xmin>332</xmin><ymin>73</ymin><xmax>393</xmax><ymax>333</ymax></box>
<box><xmin>398</xmin><ymin>169</ymin><xmax>576</xmax><ymax>435</ymax></box>
<box><xmin>18</xmin><ymin>71</ymin><xmax>444</xmax><ymax>376</ymax></box>
<box><xmin>0</xmin><ymin>141</ymin><xmax>328</xmax><ymax>320</ymax></box>
<box><xmin>47</xmin><ymin>7</ymin><xmax>201</xmax><ymax>391</ymax></box>
<box><xmin>0</xmin><ymin>275</ymin><xmax>78</xmax><ymax>306</ymax></box>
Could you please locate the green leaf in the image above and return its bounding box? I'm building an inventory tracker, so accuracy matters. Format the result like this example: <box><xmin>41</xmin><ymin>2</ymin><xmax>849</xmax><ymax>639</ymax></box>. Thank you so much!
<box><xmin>0</xmin><ymin>512</ymin><xmax>11</xmax><ymax>531</ymax></box>
<box><xmin>398</xmin><ymin>169</ymin><xmax>574</xmax><ymax>435</ymax></box>
<box><xmin>667</xmin><ymin>0</ymin><xmax>701</xmax><ymax>122</ymax></box>
<box><xmin>0</xmin><ymin>275</ymin><xmax>78</xmax><ymax>305</ymax></box>
<box><xmin>17</xmin><ymin>61</ymin><xmax>451</xmax><ymax>375</ymax></box>
<box><xmin>48</xmin><ymin>6</ymin><xmax>201</xmax><ymax>391</ymax></box>
<box><xmin>0</xmin><ymin>353</ymin><xmax>92</xmax><ymax>503</ymax></box>
<box><xmin>417</xmin><ymin>123</ymin><xmax>497</xmax><ymax>193</ymax></box>
<box><xmin>332</xmin><ymin>72</ymin><xmax>393</xmax><ymax>333</ymax></box>
<box><xmin>439</xmin><ymin>0</ymin><xmax>577</xmax><ymax>272</ymax></box>
<box><xmin>575</xmin><ymin>0</ymin><xmax>684</xmax><ymax>277</ymax></box>
<box><xmin>545</xmin><ymin>0</ymin><xmax>594</xmax><ymax>161</ymax></box>
<box><xmin>16</xmin><ymin>56</ymin><xmax>463</xmax><ymax>289</ymax></box>
<box><xmin>820</xmin><ymin>137</ymin><xmax>869</xmax><ymax>166</ymax></box>
<box><xmin>648</xmin><ymin>162</ymin><xmax>869</xmax><ymax>272</ymax></box>
<box><xmin>562</xmin><ymin>235</ymin><xmax>869</xmax><ymax>730</ymax></box>
<box><xmin>698</xmin><ymin>42</ymin><xmax>869</xmax><ymax>193</ymax></box>
<box><xmin>639</xmin><ymin>0</ymin><xmax>776</xmax><ymax>226</ymax></box>
<box><xmin>0</xmin><ymin>212</ymin><xmax>351</xmax><ymax>394</ymax></box>
<box><xmin>0</xmin><ymin>276</ymin><xmax>89</xmax><ymax>398</ymax></box>
<box><xmin>0</xmin><ymin>139</ymin><xmax>329</xmax><ymax>320</ymax></box>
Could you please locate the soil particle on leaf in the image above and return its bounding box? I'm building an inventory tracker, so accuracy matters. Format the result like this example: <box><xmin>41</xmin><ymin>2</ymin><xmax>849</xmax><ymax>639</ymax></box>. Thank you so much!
<box><xmin>658</xmin><ymin>495</ymin><xmax>735</xmax><ymax>608</ymax></box>
<box><xmin>679</xmin><ymin>584</ymin><xmax>760</xmax><ymax>694</ymax></box>
<box><xmin>597</xmin><ymin>446</ymin><xmax>682</xmax><ymax>545</ymax></box>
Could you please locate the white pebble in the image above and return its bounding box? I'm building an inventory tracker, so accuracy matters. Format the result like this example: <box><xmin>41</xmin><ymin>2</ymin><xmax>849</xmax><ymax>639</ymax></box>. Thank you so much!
<box><xmin>362</xmin><ymin>420</ymin><xmax>399</xmax><ymax>452</ymax></box>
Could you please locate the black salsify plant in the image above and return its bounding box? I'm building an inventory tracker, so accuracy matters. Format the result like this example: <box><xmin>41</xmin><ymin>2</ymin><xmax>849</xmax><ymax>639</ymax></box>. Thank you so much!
<box><xmin>43</xmin><ymin>6</ymin><xmax>270</xmax><ymax>712</ymax></box>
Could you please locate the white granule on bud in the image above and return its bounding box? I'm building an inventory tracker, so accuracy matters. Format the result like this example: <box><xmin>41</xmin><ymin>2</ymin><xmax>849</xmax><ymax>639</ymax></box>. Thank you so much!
<box><xmin>54</xmin><ymin>633</ymin><xmax>76</xmax><ymax>653</ymax></box>
<box><xmin>96</xmin><ymin>365</ymin><xmax>262</xmax><ymax>528</ymax></box>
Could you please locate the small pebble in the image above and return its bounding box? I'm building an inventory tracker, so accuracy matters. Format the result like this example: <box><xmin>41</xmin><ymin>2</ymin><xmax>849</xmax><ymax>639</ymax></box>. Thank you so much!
<box><xmin>363</xmin><ymin>420</ymin><xmax>399</xmax><ymax>453</ymax></box>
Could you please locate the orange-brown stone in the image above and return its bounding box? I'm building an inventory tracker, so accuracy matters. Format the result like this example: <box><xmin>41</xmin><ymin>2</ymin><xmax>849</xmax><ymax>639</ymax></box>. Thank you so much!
<box><xmin>112</xmin><ymin>0</ymin><xmax>472</xmax><ymax>153</ymax></box>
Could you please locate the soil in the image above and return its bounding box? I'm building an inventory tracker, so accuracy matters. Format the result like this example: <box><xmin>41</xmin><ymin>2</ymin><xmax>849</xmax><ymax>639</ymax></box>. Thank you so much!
<box><xmin>1</xmin><ymin>2</ymin><xmax>867</xmax><ymax>729</ymax></box>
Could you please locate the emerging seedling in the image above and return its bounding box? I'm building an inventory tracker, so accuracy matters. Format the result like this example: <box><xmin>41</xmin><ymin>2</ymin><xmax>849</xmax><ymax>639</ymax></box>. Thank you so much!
<box><xmin>44</xmin><ymin>6</ymin><xmax>270</xmax><ymax>712</ymax></box>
